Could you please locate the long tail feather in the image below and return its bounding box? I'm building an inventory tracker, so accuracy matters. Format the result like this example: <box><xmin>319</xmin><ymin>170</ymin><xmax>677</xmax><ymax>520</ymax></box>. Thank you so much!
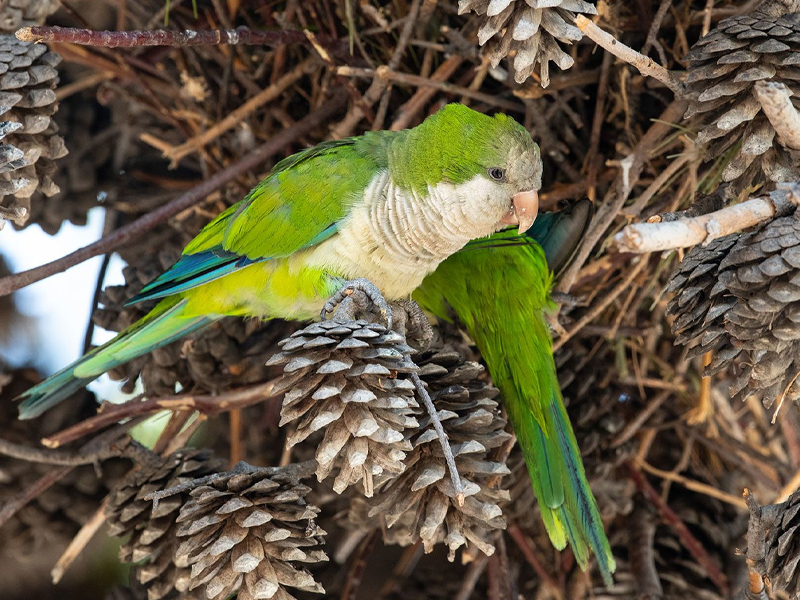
<box><xmin>509</xmin><ymin>381</ymin><xmax>616</xmax><ymax>585</ymax></box>
<box><xmin>414</xmin><ymin>228</ymin><xmax>615</xmax><ymax>584</ymax></box>
<box><xmin>17</xmin><ymin>298</ymin><xmax>217</xmax><ymax>419</ymax></box>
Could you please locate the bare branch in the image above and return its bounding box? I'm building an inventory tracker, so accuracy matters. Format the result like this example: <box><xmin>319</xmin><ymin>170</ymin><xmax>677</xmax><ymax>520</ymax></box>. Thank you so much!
<box><xmin>0</xmin><ymin>434</ymin><xmax>155</xmax><ymax>466</ymax></box>
<box><xmin>575</xmin><ymin>15</ymin><xmax>685</xmax><ymax>96</ymax></box>
<box><xmin>754</xmin><ymin>80</ymin><xmax>800</xmax><ymax>151</ymax></box>
<box><xmin>335</xmin><ymin>65</ymin><xmax>524</xmax><ymax>113</ymax></box>
<box><xmin>614</xmin><ymin>185</ymin><xmax>800</xmax><ymax>253</ymax></box>
<box><xmin>160</xmin><ymin>59</ymin><xmax>316</xmax><ymax>165</ymax></box>
<box><xmin>42</xmin><ymin>380</ymin><xmax>278</xmax><ymax>448</ymax></box>
<box><xmin>17</xmin><ymin>25</ymin><xmax>346</xmax><ymax>53</ymax></box>
<box><xmin>556</xmin><ymin>100</ymin><xmax>689</xmax><ymax>292</ymax></box>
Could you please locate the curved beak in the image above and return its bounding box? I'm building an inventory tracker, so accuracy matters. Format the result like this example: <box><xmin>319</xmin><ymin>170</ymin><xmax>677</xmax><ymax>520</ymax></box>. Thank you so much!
<box><xmin>499</xmin><ymin>190</ymin><xmax>539</xmax><ymax>234</ymax></box>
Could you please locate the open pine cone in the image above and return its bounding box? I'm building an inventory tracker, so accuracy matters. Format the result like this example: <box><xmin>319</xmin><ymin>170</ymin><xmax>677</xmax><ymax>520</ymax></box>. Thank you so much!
<box><xmin>666</xmin><ymin>205</ymin><xmax>800</xmax><ymax>409</ymax></box>
<box><xmin>0</xmin><ymin>34</ymin><xmax>65</xmax><ymax>227</ymax></box>
<box><xmin>106</xmin><ymin>449</ymin><xmax>223</xmax><ymax>600</ymax></box>
<box><xmin>684</xmin><ymin>0</ymin><xmax>800</xmax><ymax>193</ymax></box>
<box><xmin>753</xmin><ymin>489</ymin><xmax>800</xmax><ymax>596</ymax></box>
<box><xmin>350</xmin><ymin>334</ymin><xmax>511</xmax><ymax>561</ymax></box>
<box><xmin>457</xmin><ymin>0</ymin><xmax>595</xmax><ymax>85</ymax></box>
<box><xmin>174</xmin><ymin>465</ymin><xmax>327</xmax><ymax>600</ymax></box>
<box><xmin>270</xmin><ymin>319</ymin><xmax>420</xmax><ymax>497</ymax></box>
<box><xmin>0</xmin><ymin>0</ymin><xmax>58</xmax><ymax>31</ymax></box>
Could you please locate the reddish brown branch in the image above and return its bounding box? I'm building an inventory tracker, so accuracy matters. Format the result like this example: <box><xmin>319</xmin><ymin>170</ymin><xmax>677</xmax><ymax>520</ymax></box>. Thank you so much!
<box><xmin>0</xmin><ymin>94</ymin><xmax>347</xmax><ymax>298</ymax></box>
<box><xmin>340</xmin><ymin>530</ymin><xmax>380</xmax><ymax>600</ymax></box>
<box><xmin>43</xmin><ymin>380</ymin><xmax>278</xmax><ymax>448</ymax></box>
<box><xmin>17</xmin><ymin>25</ymin><xmax>346</xmax><ymax>52</ymax></box>
<box><xmin>507</xmin><ymin>525</ymin><xmax>563</xmax><ymax>599</ymax></box>
<box><xmin>626</xmin><ymin>460</ymin><xmax>730</xmax><ymax>594</ymax></box>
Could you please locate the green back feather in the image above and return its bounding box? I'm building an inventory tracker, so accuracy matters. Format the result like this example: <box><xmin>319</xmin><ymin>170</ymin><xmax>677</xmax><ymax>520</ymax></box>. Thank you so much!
<box><xmin>184</xmin><ymin>137</ymin><xmax>386</xmax><ymax>260</ymax></box>
<box><xmin>414</xmin><ymin>231</ymin><xmax>615</xmax><ymax>584</ymax></box>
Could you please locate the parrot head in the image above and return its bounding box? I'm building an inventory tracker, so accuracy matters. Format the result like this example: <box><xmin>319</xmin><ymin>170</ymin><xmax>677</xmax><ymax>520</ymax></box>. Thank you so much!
<box><xmin>395</xmin><ymin>103</ymin><xmax>543</xmax><ymax>237</ymax></box>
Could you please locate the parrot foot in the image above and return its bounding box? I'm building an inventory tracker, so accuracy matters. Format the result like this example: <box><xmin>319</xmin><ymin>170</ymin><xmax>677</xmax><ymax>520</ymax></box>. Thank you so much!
<box><xmin>321</xmin><ymin>278</ymin><xmax>392</xmax><ymax>329</ymax></box>
<box><xmin>392</xmin><ymin>299</ymin><xmax>434</xmax><ymax>351</ymax></box>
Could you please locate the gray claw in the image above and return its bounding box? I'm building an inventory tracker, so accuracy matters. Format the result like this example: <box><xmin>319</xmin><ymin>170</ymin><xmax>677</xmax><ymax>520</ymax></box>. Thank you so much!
<box><xmin>320</xmin><ymin>278</ymin><xmax>393</xmax><ymax>329</ymax></box>
<box><xmin>392</xmin><ymin>299</ymin><xmax>434</xmax><ymax>350</ymax></box>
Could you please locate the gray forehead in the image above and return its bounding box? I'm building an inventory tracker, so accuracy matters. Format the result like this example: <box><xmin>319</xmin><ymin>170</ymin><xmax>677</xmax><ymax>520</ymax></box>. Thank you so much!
<box><xmin>508</xmin><ymin>146</ymin><xmax>542</xmax><ymax>180</ymax></box>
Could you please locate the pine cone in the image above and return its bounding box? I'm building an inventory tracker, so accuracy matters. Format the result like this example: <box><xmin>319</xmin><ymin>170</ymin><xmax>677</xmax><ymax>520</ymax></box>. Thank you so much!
<box><xmin>174</xmin><ymin>466</ymin><xmax>327</xmax><ymax>600</ymax></box>
<box><xmin>0</xmin><ymin>34</ymin><xmax>66</xmax><ymax>227</ymax></box>
<box><xmin>666</xmin><ymin>208</ymin><xmax>800</xmax><ymax>409</ymax></box>
<box><xmin>458</xmin><ymin>0</ymin><xmax>596</xmax><ymax>85</ymax></box>
<box><xmin>352</xmin><ymin>334</ymin><xmax>511</xmax><ymax>561</ymax></box>
<box><xmin>25</xmin><ymin>91</ymin><xmax>112</xmax><ymax>233</ymax></box>
<box><xmin>270</xmin><ymin>319</ymin><xmax>420</xmax><ymax>497</ymax></box>
<box><xmin>755</xmin><ymin>489</ymin><xmax>800</xmax><ymax>596</ymax></box>
<box><xmin>106</xmin><ymin>449</ymin><xmax>223</xmax><ymax>600</ymax></box>
<box><xmin>0</xmin><ymin>0</ymin><xmax>59</xmax><ymax>31</ymax></box>
<box><xmin>684</xmin><ymin>0</ymin><xmax>800</xmax><ymax>193</ymax></box>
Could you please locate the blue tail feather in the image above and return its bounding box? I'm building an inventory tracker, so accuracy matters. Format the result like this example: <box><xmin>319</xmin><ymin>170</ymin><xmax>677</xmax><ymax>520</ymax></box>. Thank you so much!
<box><xmin>17</xmin><ymin>299</ymin><xmax>217</xmax><ymax>419</ymax></box>
<box><xmin>128</xmin><ymin>250</ymin><xmax>255</xmax><ymax>304</ymax></box>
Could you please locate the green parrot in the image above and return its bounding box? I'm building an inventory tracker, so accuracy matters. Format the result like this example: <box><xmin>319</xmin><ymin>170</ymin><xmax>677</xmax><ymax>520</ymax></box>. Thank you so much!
<box><xmin>414</xmin><ymin>200</ymin><xmax>616</xmax><ymax>585</ymax></box>
<box><xmin>17</xmin><ymin>103</ymin><xmax>543</xmax><ymax>419</ymax></box>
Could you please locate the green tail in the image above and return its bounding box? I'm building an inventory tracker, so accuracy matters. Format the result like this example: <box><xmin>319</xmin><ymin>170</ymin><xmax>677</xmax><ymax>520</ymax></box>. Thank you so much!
<box><xmin>415</xmin><ymin>225</ymin><xmax>615</xmax><ymax>584</ymax></box>
<box><xmin>17</xmin><ymin>298</ymin><xmax>217</xmax><ymax>419</ymax></box>
<box><xmin>509</xmin><ymin>369</ymin><xmax>615</xmax><ymax>585</ymax></box>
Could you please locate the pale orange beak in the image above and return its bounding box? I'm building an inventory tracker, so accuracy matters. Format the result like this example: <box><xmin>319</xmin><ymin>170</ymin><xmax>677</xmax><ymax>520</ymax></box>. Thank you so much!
<box><xmin>499</xmin><ymin>190</ymin><xmax>539</xmax><ymax>234</ymax></box>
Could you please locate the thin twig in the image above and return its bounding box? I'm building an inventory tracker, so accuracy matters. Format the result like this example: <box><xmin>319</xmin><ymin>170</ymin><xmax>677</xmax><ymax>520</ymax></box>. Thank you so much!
<box><xmin>158</xmin><ymin>59</ymin><xmax>316</xmax><ymax>165</ymax></box>
<box><xmin>507</xmin><ymin>525</ymin><xmax>563</xmax><ymax>599</ymax></box>
<box><xmin>376</xmin><ymin>542</ymin><xmax>423</xmax><ymax>599</ymax></box>
<box><xmin>0</xmin><ymin>434</ymin><xmax>151</xmax><ymax>466</ymax></box>
<box><xmin>615</xmin><ymin>186</ymin><xmax>800</xmax><ymax>253</ymax></box>
<box><xmin>556</xmin><ymin>100</ymin><xmax>689</xmax><ymax>294</ymax></box>
<box><xmin>409</xmin><ymin>370</ymin><xmax>465</xmax><ymax>504</ymax></box>
<box><xmin>628</xmin><ymin>497</ymin><xmax>664</xmax><ymax>599</ymax></box>
<box><xmin>554</xmin><ymin>257</ymin><xmax>649</xmax><ymax>351</ymax></box>
<box><xmin>51</xmin><ymin>496</ymin><xmax>111</xmax><ymax>583</ymax></box>
<box><xmin>391</xmin><ymin>55</ymin><xmax>465</xmax><ymax>131</ymax></box>
<box><xmin>0</xmin><ymin>96</ymin><xmax>347</xmax><ymax>298</ymax></box>
<box><xmin>340</xmin><ymin>530</ymin><xmax>380</xmax><ymax>600</ymax></box>
<box><xmin>0</xmin><ymin>465</ymin><xmax>72</xmax><ymax>530</ymax></box>
<box><xmin>488</xmin><ymin>533</ymin><xmax>515</xmax><ymax>600</ymax></box>
<box><xmin>330</xmin><ymin>0</ymin><xmax>423</xmax><ymax>138</ymax></box>
<box><xmin>642</xmin><ymin>0</ymin><xmax>673</xmax><ymax>63</ymax></box>
<box><xmin>454</xmin><ymin>552</ymin><xmax>490</xmax><ymax>600</ymax></box>
<box><xmin>575</xmin><ymin>15</ymin><xmax>685</xmax><ymax>96</ymax></box>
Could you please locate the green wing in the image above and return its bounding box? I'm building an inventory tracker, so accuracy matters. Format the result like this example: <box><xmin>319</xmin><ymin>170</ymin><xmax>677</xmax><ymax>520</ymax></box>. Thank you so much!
<box><xmin>132</xmin><ymin>137</ymin><xmax>386</xmax><ymax>303</ymax></box>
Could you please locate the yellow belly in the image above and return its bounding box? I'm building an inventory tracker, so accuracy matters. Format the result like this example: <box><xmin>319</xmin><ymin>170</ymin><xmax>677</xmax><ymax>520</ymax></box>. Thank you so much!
<box><xmin>180</xmin><ymin>253</ymin><xmax>340</xmax><ymax>322</ymax></box>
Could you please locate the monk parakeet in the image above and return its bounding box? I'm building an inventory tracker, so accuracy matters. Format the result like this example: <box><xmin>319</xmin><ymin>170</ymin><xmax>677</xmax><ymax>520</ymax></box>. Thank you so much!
<box><xmin>17</xmin><ymin>103</ymin><xmax>542</xmax><ymax>419</ymax></box>
<box><xmin>414</xmin><ymin>200</ymin><xmax>616</xmax><ymax>585</ymax></box>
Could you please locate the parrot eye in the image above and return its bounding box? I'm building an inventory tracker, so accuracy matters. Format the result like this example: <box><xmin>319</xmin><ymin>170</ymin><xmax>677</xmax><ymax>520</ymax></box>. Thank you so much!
<box><xmin>488</xmin><ymin>167</ymin><xmax>506</xmax><ymax>182</ymax></box>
